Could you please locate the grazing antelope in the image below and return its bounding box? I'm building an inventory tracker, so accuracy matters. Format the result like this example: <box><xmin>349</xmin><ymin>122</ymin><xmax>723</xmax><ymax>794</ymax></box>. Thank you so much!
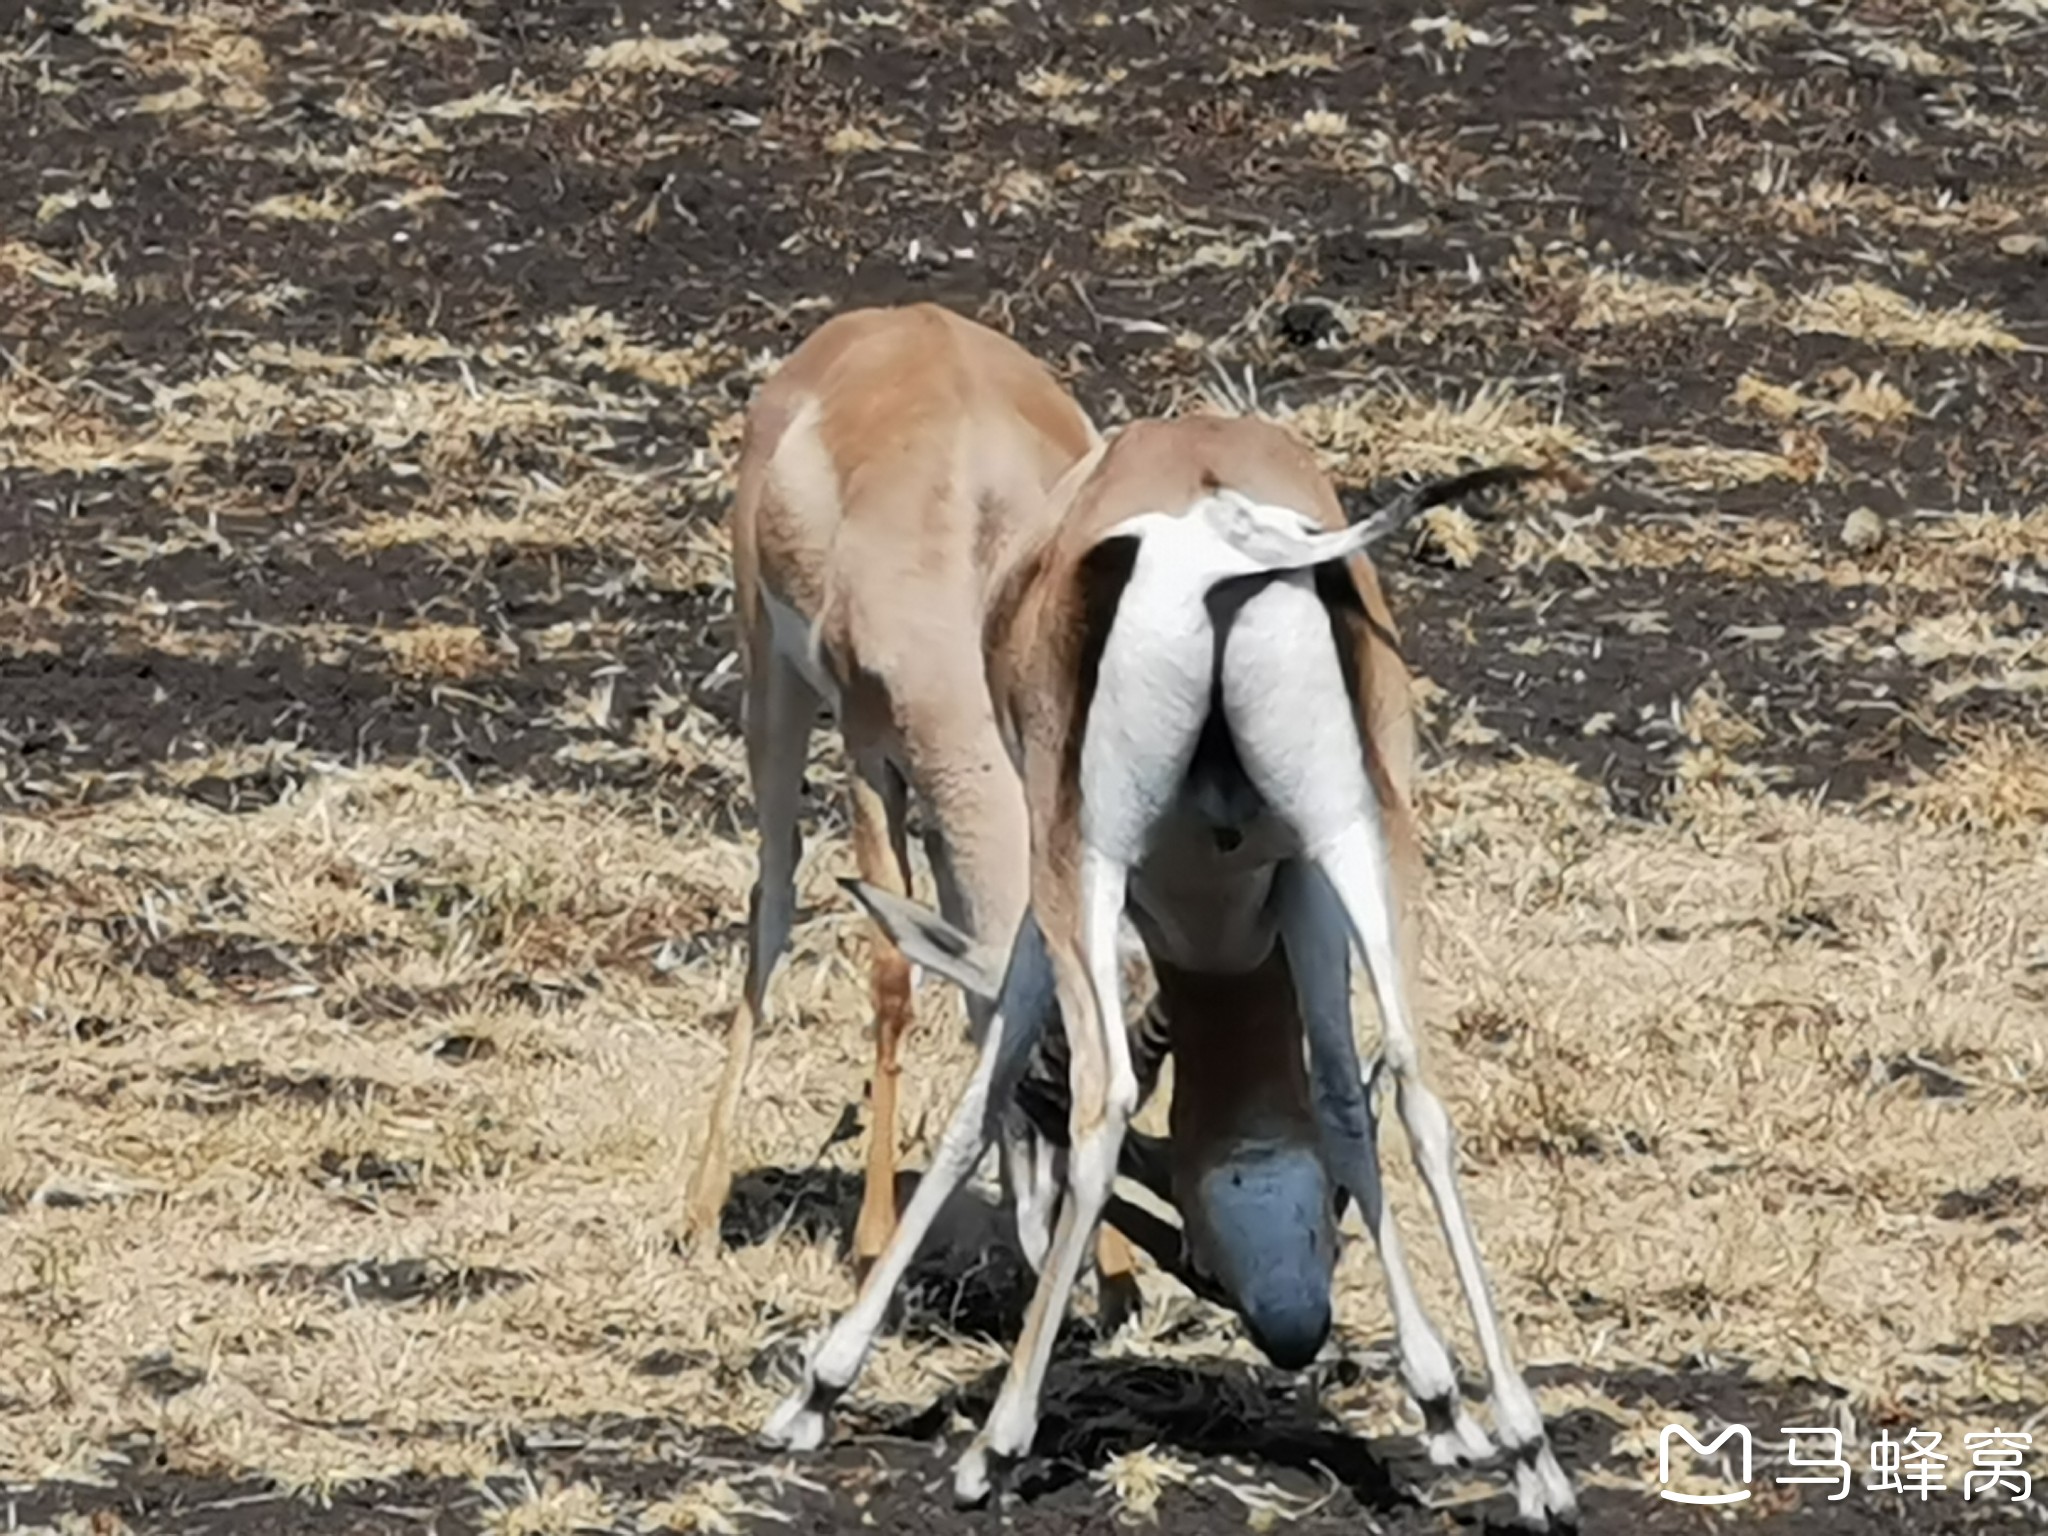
<box><xmin>763</xmin><ymin>418</ymin><xmax>1579</xmax><ymax>1532</ymax></box>
<box><xmin>847</xmin><ymin>874</ymin><xmax>1337</xmax><ymax>1351</ymax></box>
<box><xmin>684</xmin><ymin>302</ymin><xmax>1142</xmax><ymax>1305</ymax></box>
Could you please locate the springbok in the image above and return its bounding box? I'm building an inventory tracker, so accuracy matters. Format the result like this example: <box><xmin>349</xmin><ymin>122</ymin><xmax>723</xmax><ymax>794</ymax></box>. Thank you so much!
<box><xmin>684</xmin><ymin>302</ymin><xmax>1141</xmax><ymax>1305</ymax></box>
<box><xmin>762</xmin><ymin>415</ymin><xmax>1578</xmax><ymax>1532</ymax></box>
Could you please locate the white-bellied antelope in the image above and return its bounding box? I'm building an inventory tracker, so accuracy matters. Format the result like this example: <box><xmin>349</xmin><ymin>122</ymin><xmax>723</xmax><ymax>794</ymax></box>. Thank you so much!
<box><xmin>761</xmin><ymin>413</ymin><xmax>1578</xmax><ymax>1532</ymax></box>
<box><xmin>687</xmin><ymin>302</ymin><xmax>1141</xmax><ymax>1305</ymax></box>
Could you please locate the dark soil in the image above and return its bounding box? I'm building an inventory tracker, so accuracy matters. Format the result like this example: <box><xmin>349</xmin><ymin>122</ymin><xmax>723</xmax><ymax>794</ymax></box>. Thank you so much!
<box><xmin>5</xmin><ymin>0</ymin><xmax>2047</xmax><ymax>819</ymax></box>
<box><xmin>7</xmin><ymin>1365</ymin><xmax>2031</xmax><ymax>1535</ymax></box>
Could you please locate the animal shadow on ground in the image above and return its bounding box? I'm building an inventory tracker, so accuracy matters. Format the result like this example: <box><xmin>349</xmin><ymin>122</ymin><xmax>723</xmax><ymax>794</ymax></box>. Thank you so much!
<box><xmin>719</xmin><ymin>1163</ymin><xmax>1043</xmax><ymax>1345</ymax></box>
<box><xmin>859</xmin><ymin>1354</ymin><xmax>1411</xmax><ymax>1516</ymax></box>
<box><xmin>718</xmin><ymin>1171</ymin><xmax>1540</xmax><ymax>1526</ymax></box>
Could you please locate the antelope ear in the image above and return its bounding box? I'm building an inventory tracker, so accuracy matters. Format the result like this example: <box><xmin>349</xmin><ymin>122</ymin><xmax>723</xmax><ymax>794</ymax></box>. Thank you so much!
<box><xmin>839</xmin><ymin>878</ymin><xmax>1005</xmax><ymax>1003</ymax></box>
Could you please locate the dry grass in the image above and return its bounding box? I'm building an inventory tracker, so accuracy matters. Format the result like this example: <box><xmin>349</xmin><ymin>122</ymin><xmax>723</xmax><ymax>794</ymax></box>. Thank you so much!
<box><xmin>1522</xmin><ymin>257</ymin><xmax>2029</xmax><ymax>356</ymax></box>
<box><xmin>1729</xmin><ymin>369</ymin><xmax>1917</xmax><ymax>429</ymax></box>
<box><xmin>5</xmin><ymin>748</ymin><xmax>2044</xmax><ymax>1493</ymax></box>
<box><xmin>1282</xmin><ymin>382</ymin><xmax>1588</xmax><ymax>483</ymax></box>
<box><xmin>0</xmin><ymin>240</ymin><xmax>121</xmax><ymax>301</ymax></box>
<box><xmin>375</xmin><ymin>623</ymin><xmax>506</xmax><ymax>681</ymax></box>
<box><xmin>1785</xmin><ymin>280</ymin><xmax>2026</xmax><ymax>354</ymax></box>
<box><xmin>1896</xmin><ymin>726</ymin><xmax>2048</xmax><ymax>832</ymax></box>
<box><xmin>580</xmin><ymin>34</ymin><xmax>733</xmax><ymax>76</ymax></box>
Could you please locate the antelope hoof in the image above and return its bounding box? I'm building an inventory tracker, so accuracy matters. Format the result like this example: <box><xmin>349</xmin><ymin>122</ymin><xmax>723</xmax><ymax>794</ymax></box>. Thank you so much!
<box><xmin>1511</xmin><ymin>1443</ymin><xmax>1579</xmax><ymax>1531</ymax></box>
<box><xmin>677</xmin><ymin>1169</ymin><xmax>731</xmax><ymax>1253</ymax></box>
<box><xmin>951</xmin><ymin>1437</ymin><xmax>1010</xmax><ymax>1508</ymax></box>
<box><xmin>1424</xmin><ymin>1404</ymin><xmax>1495</xmax><ymax>1468</ymax></box>
<box><xmin>1097</xmin><ymin>1268</ymin><xmax>1144</xmax><ymax>1337</ymax></box>
<box><xmin>759</xmin><ymin>1363</ymin><xmax>836</xmax><ymax>1453</ymax></box>
<box><xmin>759</xmin><ymin>1391</ymin><xmax>830</xmax><ymax>1453</ymax></box>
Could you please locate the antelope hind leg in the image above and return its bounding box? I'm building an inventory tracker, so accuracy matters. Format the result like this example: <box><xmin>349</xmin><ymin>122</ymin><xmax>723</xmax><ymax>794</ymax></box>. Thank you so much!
<box><xmin>1222</xmin><ymin>575</ymin><xmax>1575</xmax><ymax>1531</ymax></box>
<box><xmin>682</xmin><ymin>648</ymin><xmax>816</xmax><ymax>1248</ymax></box>
<box><xmin>1277</xmin><ymin>862</ymin><xmax>1493</xmax><ymax>1466</ymax></box>
<box><xmin>954</xmin><ymin>846</ymin><xmax>1136</xmax><ymax>1505</ymax></box>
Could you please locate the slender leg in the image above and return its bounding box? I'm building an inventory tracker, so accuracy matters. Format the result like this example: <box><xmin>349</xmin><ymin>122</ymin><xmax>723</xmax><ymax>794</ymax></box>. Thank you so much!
<box><xmin>1312</xmin><ymin>827</ymin><xmax>1577</xmax><ymax>1529</ymax></box>
<box><xmin>682</xmin><ymin>648</ymin><xmax>816</xmax><ymax>1247</ymax></box>
<box><xmin>850</xmin><ymin>760</ymin><xmax>917</xmax><ymax>1275</ymax></box>
<box><xmin>761</xmin><ymin>912</ymin><xmax>1058</xmax><ymax>1452</ymax></box>
<box><xmin>1091</xmin><ymin>1209</ymin><xmax>1144</xmax><ymax>1332</ymax></box>
<box><xmin>1221</xmin><ymin>575</ymin><xmax>1576</xmax><ymax>1531</ymax></box>
<box><xmin>1010</xmin><ymin>1128</ymin><xmax>1058</xmax><ymax>1272</ymax></box>
<box><xmin>908</xmin><ymin>712</ymin><xmax>1058</xmax><ymax>1276</ymax></box>
<box><xmin>954</xmin><ymin>846</ymin><xmax>1136</xmax><ymax>1505</ymax></box>
<box><xmin>918</xmin><ymin>751</ymin><xmax>1134</xmax><ymax>1309</ymax></box>
<box><xmin>1278</xmin><ymin>864</ymin><xmax>1493</xmax><ymax>1466</ymax></box>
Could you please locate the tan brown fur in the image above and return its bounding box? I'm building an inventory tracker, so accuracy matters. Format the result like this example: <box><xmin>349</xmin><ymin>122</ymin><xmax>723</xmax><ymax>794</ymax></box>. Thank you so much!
<box><xmin>689</xmin><ymin>302</ymin><xmax>1140</xmax><ymax>1296</ymax></box>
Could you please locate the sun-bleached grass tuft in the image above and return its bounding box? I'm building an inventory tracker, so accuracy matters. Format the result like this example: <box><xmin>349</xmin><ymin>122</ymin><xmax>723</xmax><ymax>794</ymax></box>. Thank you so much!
<box><xmin>374</xmin><ymin>623</ymin><xmax>507</xmax><ymax>680</ymax></box>
<box><xmin>481</xmin><ymin>1476</ymin><xmax>618</xmax><ymax>1536</ymax></box>
<box><xmin>1095</xmin><ymin>1445</ymin><xmax>1198</xmax><ymax>1525</ymax></box>
<box><xmin>1730</xmin><ymin>369</ymin><xmax>1916</xmax><ymax>429</ymax></box>
<box><xmin>1893</xmin><ymin>726</ymin><xmax>2048</xmax><ymax>834</ymax></box>
<box><xmin>377</xmin><ymin>11</ymin><xmax>475</xmax><ymax>42</ymax></box>
<box><xmin>1281</xmin><ymin>381</ymin><xmax>1588</xmax><ymax>484</ymax></box>
<box><xmin>639</xmin><ymin>1478</ymin><xmax>786</xmax><ymax>1534</ymax></box>
<box><xmin>0</xmin><ymin>241</ymin><xmax>121</xmax><ymax>300</ymax></box>
<box><xmin>1567</xmin><ymin>266</ymin><xmax>1772</xmax><ymax>330</ymax></box>
<box><xmin>581</xmin><ymin>34</ymin><xmax>732</xmax><ymax>74</ymax></box>
<box><xmin>1520</xmin><ymin>256</ymin><xmax>2026</xmax><ymax>357</ymax></box>
<box><xmin>1785</xmin><ymin>280</ymin><xmax>2024</xmax><ymax>353</ymax></box>
<box><xmin>79</xmin><ymin>0</ymin><xmax>273</xmax><ymax>117</ymax></box>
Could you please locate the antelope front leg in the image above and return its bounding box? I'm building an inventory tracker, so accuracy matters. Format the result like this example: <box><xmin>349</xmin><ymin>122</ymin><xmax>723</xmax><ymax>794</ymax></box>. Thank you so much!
<box><xmin>847</xmin><ymin>760</ymin><xmax>917</xmax><ymax>1277</ymax></box>
<box><xmin>760</xmin><ymin>914</ymin><xmax>1057</xmax><ymax>1453</ymax></box>
<box><xmin>954</xmin><ymin>846</ymin><xmax>1135</xmax><ymax>1506</ymax></box>
<box><xmin>1277</xmin><ymin>864</ymin><xmax>1493</xmax><ymax>1468</ymax></box>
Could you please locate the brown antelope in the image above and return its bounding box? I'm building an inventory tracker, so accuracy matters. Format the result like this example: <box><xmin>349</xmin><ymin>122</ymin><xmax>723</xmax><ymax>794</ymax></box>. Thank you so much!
<box><xmin>762</xmin><ymin>417</ymin><xmax>1579</xmax><ymax>1532</ymax></box>
<box><xmin>685</xmin><ymin>302</ymin><xmax>1142</xmax><ymax>1306</ymax></box>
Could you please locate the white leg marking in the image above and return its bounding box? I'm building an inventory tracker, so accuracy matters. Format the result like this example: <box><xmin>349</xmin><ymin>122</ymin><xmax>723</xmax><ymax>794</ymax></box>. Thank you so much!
<box><xmin>1316</xmin><ymin>825</ymin><xmax>1576</xmax><ymax>1527</ymax></box>
<box><xmin>955</xmin><ymin>849</ymin><xmax>1137</xmax><ymax>1505</ymax></box>
<box><xmin>926</xmin><ymin>809</ymin><xmax>1056</xmax><ymax>1274</ymax></box>
<box><xmin>761</xmin><ymin>915</ymin><xmax>1056</xmax><ymax>1452</ymax></box>
<box><xmin>1222</xmin><ymin>576</ymin><xmax>1576</xmax><ymax>1530</ymax></box>
<box><xmin>1008</xmin><ymin>1118</ymin><xmax>1058</xmax><ymax>1275</ymax></box>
